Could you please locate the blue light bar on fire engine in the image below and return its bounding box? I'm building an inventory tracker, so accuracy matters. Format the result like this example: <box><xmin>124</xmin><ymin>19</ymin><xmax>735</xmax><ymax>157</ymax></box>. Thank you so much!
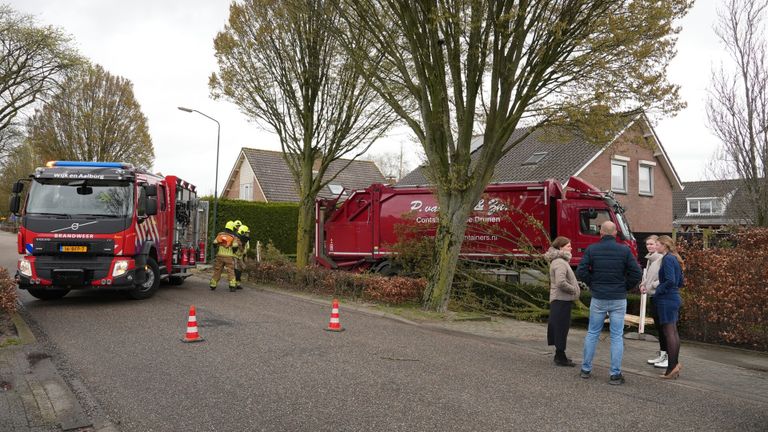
<box><xmin>45</xmin><ymin>161</ymin><xmax>132</xmax><ymax>169</ymax></box>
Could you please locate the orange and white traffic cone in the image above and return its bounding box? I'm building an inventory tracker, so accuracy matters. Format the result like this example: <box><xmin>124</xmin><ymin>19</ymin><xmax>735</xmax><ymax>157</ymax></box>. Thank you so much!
<box><xmin>181</xmin><ymin>305</ymin><xmax>204</xmax><ymax>343</ymax></box>
<box><xmin>325</xmin><ymin>299</ymin><xmax>345</xmax><ymax>332</ymax></box>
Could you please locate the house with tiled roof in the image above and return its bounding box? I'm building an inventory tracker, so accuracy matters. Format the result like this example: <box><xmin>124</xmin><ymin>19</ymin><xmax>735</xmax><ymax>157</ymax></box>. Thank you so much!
<box><xmin>221</xmin><ymin>148</ymin><xmax>385</xmax><ymax>202</ymax></box>
<box><xmin>673</xmin><ymin>179</ymin><xmax>754</xmax><ymax>230</ymax></box>
<box><xmin>398</xmin><ymin>112</ymin><xmax>682</xmax><ymax>240</ymax></box>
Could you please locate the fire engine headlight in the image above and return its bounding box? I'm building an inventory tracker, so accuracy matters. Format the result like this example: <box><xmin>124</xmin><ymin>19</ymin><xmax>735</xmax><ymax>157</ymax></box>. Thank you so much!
<box><xmin>112</xmin><ymin>260</ymin><xmax>130</xmax><ymax>277</ymax></box>
<box><xmin>19</xmin><ymin>258</ymin><xmax>32</xmax><ymax>277</ymax></box>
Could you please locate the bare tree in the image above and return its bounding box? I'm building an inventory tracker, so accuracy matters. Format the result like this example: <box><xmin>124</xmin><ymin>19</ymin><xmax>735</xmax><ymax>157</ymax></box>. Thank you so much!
<box><xmin>210</xmin><ymin>0</ymin><xmax>397</xmax><ymax>268</ymax></box>
<box><xmin>337</xmin><ymin>0</ymin><xmax>691</xmax><ymax>311</ymax></box>
<box><xmin>364</xmin><ymin>147</ymin><xmax>416</xmax><ymax>182</ymax></box>
<box><xmin>0</xmin><ymin>5</ymin><xmax>81</xmax><ymax>156</ymax></box>
<box><xmin>26</xmin><ymin>64</ymin><xmax>154</xmax><ymax>170</ymax></box>
<box><xmin>707</xmin><ymin>0</ymin><xmax>768</xmax><ymax>226</ymax></box>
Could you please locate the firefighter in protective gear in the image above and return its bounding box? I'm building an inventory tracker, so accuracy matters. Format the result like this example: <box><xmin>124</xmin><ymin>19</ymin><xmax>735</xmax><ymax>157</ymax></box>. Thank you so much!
<box><xmin>209</xmin><ymin>221</ymin><xmax>242</xmax><ymax>292</ymax></box>
<box><xmin>233</xmin><ymin>220</ymin><xmax>242</xmax><ymax>231</ymax></box>
<box><xmin>234</xmin><ymin>224</ymin><xmax>250</xmax><ymax>290</ymax></box>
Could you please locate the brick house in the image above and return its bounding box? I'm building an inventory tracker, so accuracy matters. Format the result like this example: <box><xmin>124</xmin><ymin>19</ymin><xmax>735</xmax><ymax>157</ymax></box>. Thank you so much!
<box><xmin>398</xmin><ymin>112</ymin><xmax>682</xmax><ymax>254</ymax></box>
<box><xmin>221</xmin><ymin>148</ymin><xmax>385</xmax><ymax>202</ymax></box>
<box><xmin>673</xmin><ymin>179</ymin><xmax>754</xmax><ymax>231</ymax></box>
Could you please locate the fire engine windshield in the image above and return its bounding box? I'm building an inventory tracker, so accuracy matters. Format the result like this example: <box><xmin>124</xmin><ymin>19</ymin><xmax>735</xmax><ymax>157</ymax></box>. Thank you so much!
<box><xmin>25</xmin><ymin>179</ymin><xmax>134</xmax><ymax>218</ymax></box>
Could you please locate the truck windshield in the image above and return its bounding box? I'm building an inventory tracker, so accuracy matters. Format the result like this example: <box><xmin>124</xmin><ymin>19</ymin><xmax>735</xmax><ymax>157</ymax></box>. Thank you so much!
<box><xmin>26</xmin><ymin>179</ymin><xmax>134</xmax><ymax>218</ymax></box>
<box><xmin>615</xmin><ymin>212</ymin><xmax>635</xmax><ymax>241</ymax></box>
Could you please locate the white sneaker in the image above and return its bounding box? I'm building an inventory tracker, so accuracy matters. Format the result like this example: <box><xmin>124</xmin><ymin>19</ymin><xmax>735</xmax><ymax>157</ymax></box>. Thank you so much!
<box><xmin>654</xmin><ymin>358</ymin><xmax>669</xmax><ymax>368</ymax></box>
<box><xmin>648</xmin><ymin>351</ymin><xmax>667</xmax><ymax>364</ymax></box>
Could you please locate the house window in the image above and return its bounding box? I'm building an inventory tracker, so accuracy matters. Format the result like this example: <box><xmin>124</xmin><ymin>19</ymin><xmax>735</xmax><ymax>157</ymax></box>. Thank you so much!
<box><xmin>611</xmin><ymin>160</ymin><xmax>628</xmax><ymax>193</ymax></box>
<box><xmin>638</xmin><ymin>164</ymin><xmax>653</xmax><ymax>195</ymax></box>
<box><xmin>239</xmin><ymin>183</ymin><xmax>253</xmax><ymax>201</ymax></box>
<box><xmin>328</xmin><ymin>184</ymin><xmax>344</xmax><ymax>195</ymax></box>
<box><xmin>522</xmin><ymin>152</ymin><xmax>548</xmax><ymax>166</ymax></box>
<box><xmin>687</xmin><ymin>198</ymin><xmax>725</xmax><ymax>215</ymax></box>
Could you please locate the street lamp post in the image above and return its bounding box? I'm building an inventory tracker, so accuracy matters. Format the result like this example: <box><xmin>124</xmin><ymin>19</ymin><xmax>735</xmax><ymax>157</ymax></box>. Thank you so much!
<box><xmin>178</xmin><ymin>106</ymin><xmax>220</xmax><ymax>263</ymax></box>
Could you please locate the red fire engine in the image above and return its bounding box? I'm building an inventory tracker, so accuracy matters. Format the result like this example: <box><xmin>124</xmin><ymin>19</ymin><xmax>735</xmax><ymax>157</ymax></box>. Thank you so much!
<box><xmin>9</xmin><ymin>161</ymin><xmax>207</xmax><ymax>300</ymax></box>
<box><xmin>315</xmin><ymin>176</ymin><xmax>636</xmax><ymax>273</ymax></box>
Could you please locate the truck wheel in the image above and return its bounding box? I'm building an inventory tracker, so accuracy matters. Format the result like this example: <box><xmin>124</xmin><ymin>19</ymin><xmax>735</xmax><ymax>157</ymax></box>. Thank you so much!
<box><xmin>128</xmin><ymin>257</ymin><xmax>160</xmax><ymax>300</ymax></box>
<box><xmin>374</xmin><ymin>261</ymin><xmax>399</xmax><ymax>276</ymax></box>
<box><xmin>27</xmin><ymin>288</ymin><xmax>70</xmax><ymax>300</ymax></box>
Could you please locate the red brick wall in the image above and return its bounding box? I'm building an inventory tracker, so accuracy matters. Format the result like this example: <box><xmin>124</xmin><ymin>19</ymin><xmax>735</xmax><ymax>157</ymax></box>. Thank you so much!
<box><xmin>577</xmin><ymin>125</ymin><xmax>674</xmax><ymax>234</ymax></box>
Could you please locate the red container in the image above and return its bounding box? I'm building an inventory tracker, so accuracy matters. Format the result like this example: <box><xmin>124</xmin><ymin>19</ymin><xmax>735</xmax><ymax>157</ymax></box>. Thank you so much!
<box><xmin>314</xmin><ymin>176</ymin><xmax>637</xmax><ymax>271</ymax></box>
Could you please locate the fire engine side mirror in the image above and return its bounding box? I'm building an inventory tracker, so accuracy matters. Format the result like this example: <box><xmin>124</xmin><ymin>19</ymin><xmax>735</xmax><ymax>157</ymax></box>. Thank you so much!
<box><xmin>9</xmin><ymin>195</ymin><xmax>20</xmax><ymax>215</ymax></box>
<box><xmin>145</xmin><ymin>197</ymin><xmax>158</xmax><ymax>216</ymax></box>
<box><xmin>12</xmin><ymin>181</ymin><xmax>24</xmax><ymax>194</ymax></box>
<box><xmin>145</xmin><ymin>184</ymin><xmax>157</xmax><ymax>197</ymax></box>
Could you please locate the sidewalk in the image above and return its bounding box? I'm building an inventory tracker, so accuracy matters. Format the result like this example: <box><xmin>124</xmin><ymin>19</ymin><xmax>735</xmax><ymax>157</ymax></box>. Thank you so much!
<box><xmin>0</xmin><ymin>311</ymin><xmax>115</xmax><ymax>432</ymax></box>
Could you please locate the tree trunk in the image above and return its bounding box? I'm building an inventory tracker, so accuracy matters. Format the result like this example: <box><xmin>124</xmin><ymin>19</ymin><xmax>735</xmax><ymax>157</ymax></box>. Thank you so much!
<box><xmin>423</xmin><ymin>194</ymin><xmax>474</xmax><ymax>312</ymax></box>
<box><xmin>295</xmin><ymin>198</ymin><xmax>314</xmax><ymax>268</ymax></box>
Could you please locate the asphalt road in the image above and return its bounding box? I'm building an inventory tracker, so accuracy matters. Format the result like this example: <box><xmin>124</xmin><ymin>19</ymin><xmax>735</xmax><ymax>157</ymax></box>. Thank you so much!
<box><xmin>2</xmin><ymin>231</ymin><xmax>766</xmax><ymax>431</ymax></box>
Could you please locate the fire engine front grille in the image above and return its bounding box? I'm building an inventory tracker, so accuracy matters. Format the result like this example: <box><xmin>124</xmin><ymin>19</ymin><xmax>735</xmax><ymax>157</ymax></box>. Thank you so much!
<box><xmin>33</xmin><ymin>256</ymin><xmax>112</xmax><ymax>283</ymax></box>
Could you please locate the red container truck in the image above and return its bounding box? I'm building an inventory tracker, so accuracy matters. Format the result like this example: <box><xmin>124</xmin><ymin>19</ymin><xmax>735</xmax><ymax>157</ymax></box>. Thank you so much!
<box><xmin>314</xmin><ymin>176</ymin><xmax>636</xmax><ymax>272</ymax></box>
<box><xmin>9</xmin><ymin>161</ymin><xmax>207</xmax><ymax>300</ymax></box>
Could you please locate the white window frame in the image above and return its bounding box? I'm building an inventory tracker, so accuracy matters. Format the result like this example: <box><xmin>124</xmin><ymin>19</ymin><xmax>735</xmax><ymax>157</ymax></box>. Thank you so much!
<box><xmin>611</xmin><ymin>159</ymin><xmax>628</xmax><ymax>193</ymax></box>
<box><xmin>239</xmin><ymin>183</ymin><xmax>253</xmax><ymax>201</ymax></box>
<box><xmin>687</xmin><ymin>197</ymin><xmax>725</xmax><ymax>216</ymax></box>
<box><xmin>638</xmin><ymin>162</ymin><xmax>654</xmax><ymax>196</ymax></box>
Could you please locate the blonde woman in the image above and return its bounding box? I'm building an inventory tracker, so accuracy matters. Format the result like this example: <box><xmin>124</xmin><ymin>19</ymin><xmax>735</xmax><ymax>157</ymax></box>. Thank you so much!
<box><xmin>545</xmin><ymin>236</ymin><xmax>580</xmax><ymax>367</ymax></box>
<box><xmin>640</xmin><ymin>235</ymin><xmax>667</xmax><ymax>368</ymax></box>
<box><xmin>653</xmin><ymin>235</ymin><xmax>685</xmax><ymax>379</ymax></box>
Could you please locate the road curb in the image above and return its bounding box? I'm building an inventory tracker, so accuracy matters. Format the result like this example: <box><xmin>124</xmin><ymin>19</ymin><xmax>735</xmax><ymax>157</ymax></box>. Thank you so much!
<box><xmin>10</xmin><ymin>311</ymin><xmax>36</xmax><ymax>345</ymax></box>
<box><xmin>190</xmin><ymin>274</ymin><xmax>421</xmax><ymax>326</ymax></box>
<box><xmin>25</xmin><ymin>347</ymin><xmax>93</xmax><ymax>431</ymax></box>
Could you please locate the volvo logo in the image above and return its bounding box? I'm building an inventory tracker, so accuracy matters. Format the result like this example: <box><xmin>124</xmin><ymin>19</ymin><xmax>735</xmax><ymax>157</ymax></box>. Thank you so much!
<box><xmin>51</xmin><ymin>220</ymin><xmax>98</xmax><ymax>233</ymax></box>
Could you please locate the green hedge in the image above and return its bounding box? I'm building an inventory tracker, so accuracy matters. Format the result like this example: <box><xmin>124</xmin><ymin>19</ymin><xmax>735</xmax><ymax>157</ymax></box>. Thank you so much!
<box><xmin>202</xmin><ymin>198</ymin><xmax>299</xmax><ymax>254</ymax></box>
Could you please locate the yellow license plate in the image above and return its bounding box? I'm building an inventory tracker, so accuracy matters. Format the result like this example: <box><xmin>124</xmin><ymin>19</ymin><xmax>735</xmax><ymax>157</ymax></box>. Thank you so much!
<box><xmin>61</xmin><ymin>245</ymin><xmax>87</xmax><ymax>252</ymax></box>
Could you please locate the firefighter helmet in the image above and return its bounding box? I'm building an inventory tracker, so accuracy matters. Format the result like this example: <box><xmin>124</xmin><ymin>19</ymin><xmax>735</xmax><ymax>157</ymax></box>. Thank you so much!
<box><xmin>225</xmin><ymin>220</ymin><xmax>236</xmax><ymax>231</ymax></box>
<box><xmin>238</xmin><ymin>225</ymin><xmax>249</xmax><ymax>235</ymax></box>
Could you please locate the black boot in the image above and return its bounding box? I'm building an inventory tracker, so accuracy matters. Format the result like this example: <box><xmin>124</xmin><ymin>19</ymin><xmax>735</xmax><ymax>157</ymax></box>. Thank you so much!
<box><xmin>554</xmin><ymin>349</ymin><xmax>575</xmax><ymax>367</ymax></box>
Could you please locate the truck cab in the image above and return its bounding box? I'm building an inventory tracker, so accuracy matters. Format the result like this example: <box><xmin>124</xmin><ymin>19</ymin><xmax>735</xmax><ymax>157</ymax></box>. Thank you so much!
<box><xmin>9</xmin><ymin>161</ymin><xmax>203</xmax><ymax>300</ymax></box>
<box><xmin>556</xmin><ymin>177</ymin><xmax>637</xmax><ymax>262</ymax></box>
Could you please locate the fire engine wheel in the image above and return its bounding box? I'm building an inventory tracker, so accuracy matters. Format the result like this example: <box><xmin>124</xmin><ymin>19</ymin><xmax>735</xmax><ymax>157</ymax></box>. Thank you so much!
<box><xmin>128</xmin><ymin>257</ymin><xmax>160</xmax><ymax>300</ymax></box>
<box><xmin>27</xmin><ymin>288</ymin><xmax>70</xmax><ymax>300</ymax></box>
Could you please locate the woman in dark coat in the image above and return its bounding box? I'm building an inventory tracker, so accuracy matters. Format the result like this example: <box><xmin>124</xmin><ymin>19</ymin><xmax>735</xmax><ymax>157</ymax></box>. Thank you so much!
<box><xmin>654</xmin><ymin>235</ymin><xmax>685</xmax><ymax>379</ymax></box>
<box><xmin>545</xmin><ymin>236</ymin><xmax>580</xmax><ymax>367</ymax></box>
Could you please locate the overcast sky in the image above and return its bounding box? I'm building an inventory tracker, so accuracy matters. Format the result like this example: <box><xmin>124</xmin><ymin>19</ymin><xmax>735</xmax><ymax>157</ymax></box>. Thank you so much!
<box><xmin>7</xmin><ymin>0</ymin><xmax>726</xmax><ymax>195</ymax></box>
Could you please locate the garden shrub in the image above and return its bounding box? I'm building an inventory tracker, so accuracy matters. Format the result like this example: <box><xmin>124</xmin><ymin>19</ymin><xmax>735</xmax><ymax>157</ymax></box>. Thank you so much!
<box><xmin>202</xmin><ymin>198</ymin><xmax>298</xmax><ymax>254</ymax></box>
<box><xmin>679</xmin><ymin>228</ymin><xmax>768</xmax><ymax>350</ymax></box>
<box><xmin>0</xmin><ymin>267</ymin><xmax>18</xmax><ymax>313</ymax></box>
<box><xmin>244</xmin><ymin>259</ymin><xmax>424</xmax><ymax>305</ymax></box>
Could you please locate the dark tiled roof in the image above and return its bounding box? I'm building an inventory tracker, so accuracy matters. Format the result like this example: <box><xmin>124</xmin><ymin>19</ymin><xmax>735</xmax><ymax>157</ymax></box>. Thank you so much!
<box><xmin>398</xmin><ymin>126</ymin><xmax>604</xmax><ymax>186</ymax></box>
<box><xmin>242</xmin><ymin>148</ymin><xmax>384</xmax><ymax>202</ymax></box>
<box><xmin>673</xmin><ymin>179</ymin><xmax>755</xmax><ymax>225</ymax></box>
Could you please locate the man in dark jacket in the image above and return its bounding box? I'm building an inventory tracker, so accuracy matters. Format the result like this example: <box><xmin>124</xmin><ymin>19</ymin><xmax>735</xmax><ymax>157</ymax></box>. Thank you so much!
<box><xmin>576</xmin><ymin>221</ymin><xmax>642</xmax><ymax>385</ymax></box>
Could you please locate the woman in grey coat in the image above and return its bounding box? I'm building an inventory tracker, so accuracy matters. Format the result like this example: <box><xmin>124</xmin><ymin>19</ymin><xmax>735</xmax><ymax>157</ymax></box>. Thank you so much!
<box><xmin>545</xmin><ymin>236</ymin><xmax>581</xmax><ymax>367</ymax></box>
